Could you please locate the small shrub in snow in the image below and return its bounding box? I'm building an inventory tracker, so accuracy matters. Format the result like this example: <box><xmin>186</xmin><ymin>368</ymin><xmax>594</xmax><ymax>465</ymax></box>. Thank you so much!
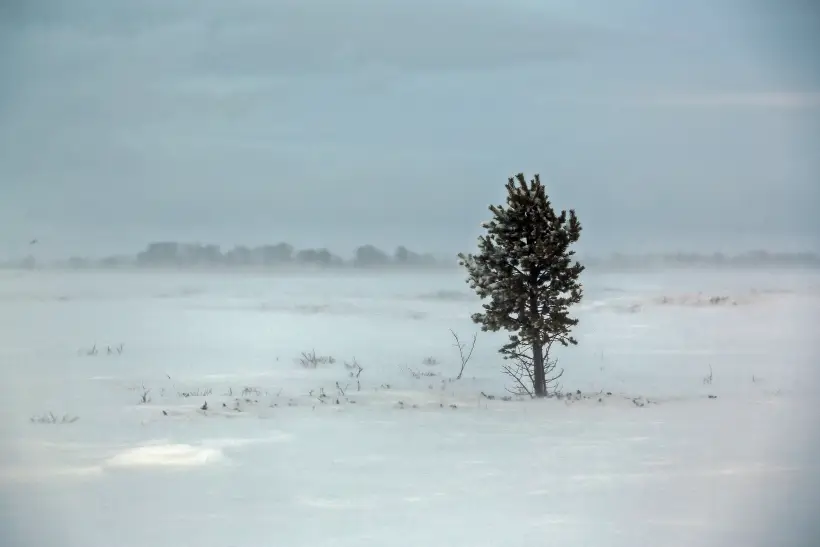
<box><xmin>297</xmin><ymin>350</ymin><xmax>336</xmax><ymax>368</ymax></box>
<box><xmin>79</xmin><ymin>342</ymin><xmax>124</xmax><ymax>356</ymax></box>
<box><xmin>703</xmin><ymin>365</ymin><xmax>713</xmax><ymax>385</ymax></box>
<box><xmin>344</xmin><ymin>358</ymin><xmax>364</xmax><ymax>390</ymax></box>
<box><xmin>30</xmin><ymin>412</ymin><xmax>78</xmax><ymax>424</ymax></box>
<box><xmin>79</xmin><ymin>344</ymin><xmax>98</xmax><ymax>356</ymax></box>
<box><xmin>106</xmin><ymin>343</ymin><xmax>125</xmax><ymax>355</ymax></box>
<box><xmin>178</xmin><ymin>388</ymin><xmax>212</xmax><ymax>398</ymax></box>
<box><xmin>407</xmin><ymin>366</ymin><xmax>438</xmax><ymax>379</ymax></box>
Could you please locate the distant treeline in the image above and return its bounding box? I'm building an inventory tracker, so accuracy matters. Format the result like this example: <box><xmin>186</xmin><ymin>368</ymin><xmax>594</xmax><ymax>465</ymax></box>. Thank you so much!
<box><xmin>583</xmin><ymin>250</ymin><xmax>820</xmax><ymax>270</ymax></box>
<box><xmin>132</xmin><ymin>242</ymin><xmax>445</xmax><ymax>269</ymax></box>
<box><xmin>3</xmin><ymin>244</ymin><xmax>819</xmax><ymax>271</ymax></box>
<box><xmin>7</xmin><ymin>242</ymin><xmax>450</xmax><ymax>270</ymax></box>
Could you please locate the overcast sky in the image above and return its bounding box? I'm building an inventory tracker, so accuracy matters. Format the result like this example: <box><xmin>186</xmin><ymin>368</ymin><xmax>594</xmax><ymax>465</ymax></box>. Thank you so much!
<box><xmin>1</xmin><ymin>0</ymin><xmax>818</xmax><ymax>259</ymax></box>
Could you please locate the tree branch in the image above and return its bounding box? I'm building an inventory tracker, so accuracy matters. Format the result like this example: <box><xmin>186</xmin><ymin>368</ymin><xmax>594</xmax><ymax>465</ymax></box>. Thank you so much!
<box><xmin>501</xmin><ymin>363</ymin><xmax>533</xmax><ymax>398</ymax></box>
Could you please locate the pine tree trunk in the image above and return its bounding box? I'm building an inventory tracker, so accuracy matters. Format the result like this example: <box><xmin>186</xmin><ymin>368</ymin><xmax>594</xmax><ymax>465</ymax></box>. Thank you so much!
<box><xmin>528</xmin><ymin>275</ymin><xmax>547</xmax><ymax>397</ymax></box>
<box><xmin>532</xmin><ymin>340</ymin><xmax>546</xmax><ymax>397</ymax></box>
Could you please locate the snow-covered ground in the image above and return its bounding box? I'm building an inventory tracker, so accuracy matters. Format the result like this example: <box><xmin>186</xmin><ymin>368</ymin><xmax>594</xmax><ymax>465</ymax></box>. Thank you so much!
<box><xmin>1</xmin><ymin>268</ymin><xmax>818</xmax><ymax>547</ymax></box>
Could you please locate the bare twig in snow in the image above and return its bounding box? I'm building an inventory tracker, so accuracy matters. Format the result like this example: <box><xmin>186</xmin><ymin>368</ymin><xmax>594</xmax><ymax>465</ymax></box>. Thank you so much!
<box><xmin>450</xmin><ymin>329</ymin><xmax>477</xmax><ymax>380</ymax></box>
<box><xmin>703</xmin><ymin>364</ymin><xmax>713</xmax><ymax>385</ymax></box>
<box><xmin>345</xmin><ymin>358</ymin><xmax>364</xmax><ymax>391</ymax></box>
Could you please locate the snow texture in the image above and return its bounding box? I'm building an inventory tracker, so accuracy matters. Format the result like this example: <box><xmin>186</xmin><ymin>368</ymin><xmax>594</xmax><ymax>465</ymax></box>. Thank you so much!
<box><xmin>1</xmin><ymin>268</ymin><xmax>819</xmax><ymax>547</ymax></box>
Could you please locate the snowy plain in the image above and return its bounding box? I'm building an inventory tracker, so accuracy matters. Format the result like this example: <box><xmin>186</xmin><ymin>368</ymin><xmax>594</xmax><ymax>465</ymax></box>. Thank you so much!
<box><xmin>1</xmin><ymin>267</ymin><xmax>819</xmax><ymax>547</ymax></box>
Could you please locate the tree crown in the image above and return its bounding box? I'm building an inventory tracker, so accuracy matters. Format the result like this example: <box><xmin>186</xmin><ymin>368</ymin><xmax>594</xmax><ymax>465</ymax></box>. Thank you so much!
<box><xmin>459</xmin><ymin>173</ymin><xmax>584</xmax><ymax>349</ymax></box>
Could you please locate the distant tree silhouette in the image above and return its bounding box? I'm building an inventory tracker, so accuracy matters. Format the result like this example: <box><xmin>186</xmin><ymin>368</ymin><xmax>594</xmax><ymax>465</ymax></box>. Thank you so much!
<box><xmin>256</xmin><ymin>243</ymin><xmax>293</xmax><ymax>265</ymax></box>
<box><xmin>394</xmin><ymin>245</ymin><xmax>412</xmax><ymax>264</ymax></box>
<box><xmin>354</xmin><ymin>245</ymin><xmax>389</xmax><ymax>267</ymax></box>
<box><xmin>137</xmin><ymin>242</ymin><xmax>179</xmax><ymax>266</ymax></box>
<box><xmin>188</xmin><ymin>244</ymin><xmax>222</xmax><ymax>265</ymax></box>
<box><xmin>225</xmin><ymin>246</ymin><xmax>252</xmax><ymax>266</ymax></box>
<box><xmin>393</xmin><ymin>246</ymin><xmax>440</xmax><ymax>267</ymax></box>
<box><xmin>296</xmin><ymin>248</ymin><xmax>337</xmax><ymax>267</ymax></box>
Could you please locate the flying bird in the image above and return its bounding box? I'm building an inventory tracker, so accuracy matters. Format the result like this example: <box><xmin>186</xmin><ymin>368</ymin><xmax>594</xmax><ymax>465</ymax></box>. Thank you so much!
<box><xmin>29</xmin><ymin>239</ymin><xmax>38</xmax><ymax>245</ymax></box>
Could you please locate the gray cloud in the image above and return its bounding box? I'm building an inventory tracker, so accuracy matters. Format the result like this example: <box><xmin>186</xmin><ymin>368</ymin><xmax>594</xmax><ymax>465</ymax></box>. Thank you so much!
<box><xmin>644</xmin><ymin>92</ymin><xmax>820</xmax><ymax>109</ymax></box>
<box><xmin>1</xmin><ymin>0</ymin><xmax>818</xmax><ymax>258</ymax></box>
<box><xmin>6</xmin><ymin>0</ymin><xmax>623</xmax><ymax>76</ymax></box>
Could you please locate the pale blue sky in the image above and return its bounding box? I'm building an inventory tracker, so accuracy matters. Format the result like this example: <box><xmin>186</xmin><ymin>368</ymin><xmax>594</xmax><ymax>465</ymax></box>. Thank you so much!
<box><xmin>0</xmin><ymin>0</ymin><xmax>818</xmax><ymax>259</ymax></box>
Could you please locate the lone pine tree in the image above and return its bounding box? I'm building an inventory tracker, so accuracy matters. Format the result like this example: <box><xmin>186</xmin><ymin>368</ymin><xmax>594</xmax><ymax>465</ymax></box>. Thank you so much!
<box><xmin>458</xmin><ymin>173</ymin><xmax>584</xmax><ymax>397</ymax></box>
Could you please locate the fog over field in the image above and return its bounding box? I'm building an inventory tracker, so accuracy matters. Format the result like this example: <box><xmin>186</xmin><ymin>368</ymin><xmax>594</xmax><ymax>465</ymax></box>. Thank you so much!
<box><xmin>1</xmin><ymin>0</ymin><xmax>819</xmax><ymax>546</ymax></box>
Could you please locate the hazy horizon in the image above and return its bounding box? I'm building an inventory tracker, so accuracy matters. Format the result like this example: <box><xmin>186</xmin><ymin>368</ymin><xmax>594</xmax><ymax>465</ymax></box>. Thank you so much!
<box><xmin>2</xmin><ymin>0</ymin><xmax>819</xmax><ymax>260</ymax></box>
<box><xmin>6</xmin><ymin>239</ymin><xmax>820</xmax><ymax>266</ymax></box>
